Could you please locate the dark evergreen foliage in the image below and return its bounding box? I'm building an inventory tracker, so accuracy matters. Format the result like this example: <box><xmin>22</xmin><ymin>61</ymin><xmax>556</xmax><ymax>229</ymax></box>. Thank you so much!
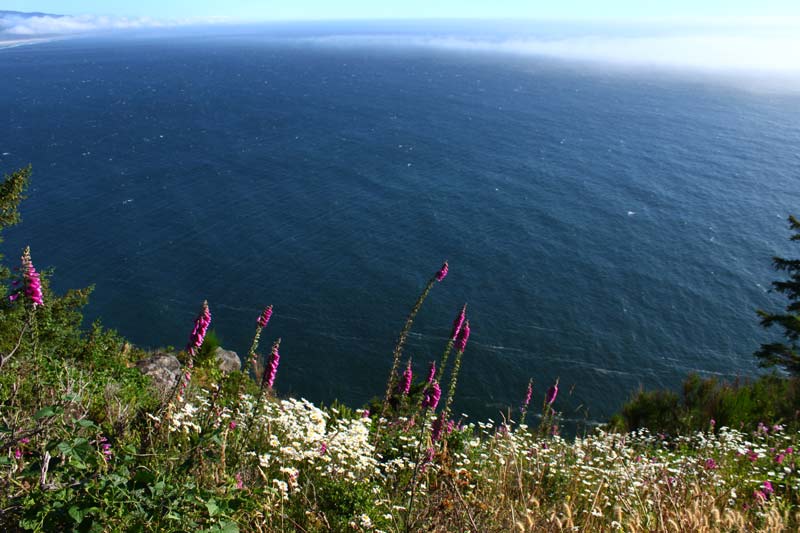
<box><xmin>755</xmin><ymin>215</ymin><xmax>800</xmax><ymax>374</ymax></box>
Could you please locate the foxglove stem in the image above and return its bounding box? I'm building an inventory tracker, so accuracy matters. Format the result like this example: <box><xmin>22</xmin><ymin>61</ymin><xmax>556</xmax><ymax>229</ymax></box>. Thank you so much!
<box><xmin>435</xmin><ymin>261</ymin><xmax>448</xmax><ymax>282</ymax></box>
<box><xmin>425</xmin><ymin>361</ymin><xmax>436</xmax><ymax>384</ymax></box>
<box><xmin>9</xmin><ymin>247</ymin><xmax>44</xmax><ymax>308</ymax></box>
<box><xmin>256</xmin><ymin>305</ymin><xmax>273</xmax><ymax>328</ymax></box>
<box><xmin>520</xmin><ymin>378</ymin><xmax>533</xmax><ymax>423</ymax></box>
<box><xmin>378</xmin><ymin>261</ymin><xmax>449</xmax><ymax>433</ymax></box>
<box><xmin>186</xmin><ymin>300</ymin><xmax>211</xmax><ymax>356</ymax></box>
<box><xmin>399</xmin><ymin>359</ymin><xmax>413</xmax><ymax>396</ymax></box>
<box><xmin>261</xmin><ymin>338</ymin><xmax>281</xmax><ymax>392</ymax></box>
<box><xmin>442</xmin><ymin>320</ymin><xmax>469</xmax><ymax>418</ymax></box>
<box><xmin>179</xmin><ymin>301</ymin><xmax>211</xmax><ymax>400</ymax></box>
<box><xmin>436</xmin><ymin>304</ymin><xmax>467</xmax><ymax>383</ymax></box>
<box><xmin>421</xmin><ymin>380</ymin><xmax>441</xmax><ymax>410</ymax></box>
<box><xmin>450</xmin><ymin>304</ymin><xmax>467</xmax><ymax>341</ymax></box>
<box><xmin>545</xmin><ymin>378</ymin><xmax>559</xmax><ymax>406</ymax></box>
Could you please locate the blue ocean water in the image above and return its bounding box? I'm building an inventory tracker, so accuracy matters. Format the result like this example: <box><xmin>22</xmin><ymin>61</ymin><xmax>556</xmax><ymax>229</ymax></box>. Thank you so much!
<box><xmin>1</xmin><ymin>31</ymin><xmax>799</xmax><ymax>424</ymax></box>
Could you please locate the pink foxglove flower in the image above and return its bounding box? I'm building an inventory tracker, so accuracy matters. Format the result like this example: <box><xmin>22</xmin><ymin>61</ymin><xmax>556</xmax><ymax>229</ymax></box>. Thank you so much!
<box><xmin>431</xmin><ymin>412</ymin><xmax>446</xmax><ymax>442</ymax></box>
<box><xmin>10</xmin><ymin>247</ymin><xmax>44</xmax><ymax>307</ymax></box>
<box><xmin>186</xmin><ymin>301</ymin><xmax>211</xmax><ymax>356</ymax></box>
<box><xmin>522</xmin><ymin>379</ymin><xmax>533</xmax><ymax>411</ymax></box>
<box><xmin>545</xmin><ymin>379</ymin><xmax>559</xmax><ymax>405</ymax></box>
<box><xmin>435</xmin><ymin>261</ymin><xmax>448</xmax><ymax>282</ymax></box>
<box><xmin>399</xmin><ymin>359</ymin><xmax>412</xmax><ymax>395</ymax></box>
<box><xmin>454</xmin><ymin>320</ymin><xmax>470</xmax><ymax>352</ymax></box>
<box><xmin>450</xmin><ymin>304</ymin><xmax>467</xmax><ymax>341</ymax></box>
<box><xmin>264</xmin><ymin>338</ymin><xmax>281</xmax><ymax>389</ymax></box>
<box><xmin>422</xmin><ymin>380</ymin><xmax>441</xmax><ymax>410</ymax></box>
<box><xmin>257</xmin><ymin>305</ymin><xmax>273</xmax><ymax>328</ymax></box>
<box><xmin>426</xmin><ymin>361</ymin><xmax>436</xmax><ymax>384</ymax></box>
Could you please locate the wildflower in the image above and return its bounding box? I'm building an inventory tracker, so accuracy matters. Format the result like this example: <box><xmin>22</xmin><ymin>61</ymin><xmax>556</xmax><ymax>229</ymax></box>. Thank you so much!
<box><xmin>99</xmin><ymin>436</ymin><xmax>112</xmax><ymax>461</ymax></box>
<box><xmin>10</xmin><ymin>247</ymin><xmax>43</xmax><ymax>307</ymax></box>
<box><xmin>431</xmin><ymin>412</ymin><xmax>446</xmax><ymax>442</ymax></box>
<box><xmin>422</xmin><ymin>381</ymin><xmax>441</xmax><ymax>410</ymax></box>
<box><xmin>229</xmin><ymin>420</ymin><xmax>237</xmax><ymax>430</ymax></box>
<box><xmin>14</xmin><ymin>448</ymin><xmax>22</xmax><ymax>460</ymax></box>
<box><xmin>704</xmin><ymin>458</ymin><xmax>718</xmax><ymax>470</ymax></box>
<box><xmin>454</xmin><ymin>320</ymin><xmax>470</xmax><ymax>352</ymax></box>
<box><xmin>235</xmin><ymin>472</ymin><xmax>244</xmax><ymax>489</ymax></box>
<box><xmin>399</xmin><ymin>359</ymin><xmax>412</xmax><ymax>395</ymax></box>
<box><xmin>263</xmin><ymin>338</ymin><xmax>281</xmax><ymax>390</ymax></box>
<box><xmin>435</xmin><ymin>261</ymin><xmax>448</xmax><ymax>282</ymax></box>
<box><xmin>320</xmin><ymin>442</ymin><xmax>328</xmax><ymax>455</ymax></box>
<box><xmin>257</xmin><ymin>305</ymin><xmax>273</xmax><ymax>328</ymax></box>
<box><xmin>362</xmin><ymin>409</ymin><xmax>370</xmax><ymax>418</ymax></box>
<box><xmin>763</xmin><ymin>480</ymin><xmax>774</xmax><ymax>496</ymax></box>
<box><xmin>450</xmin><ymin>304</ymin><xmax>466</xmax><ymax>340</ymax></box>
<box><xmin>186</xmin><ymin>300</ymin><xmax>211</xmax><ymax>355</ymax></box>
<box><xmin>776</xmin><ymin>453</ymin><xmax>785</xmax><ymax>464</ymax></box>
<box><xmin>754</xmin><ymin>489</ymin><xmax>767</xmax><ymax>504</ymax></box>
<box><xmin>426</xmin><ymin>361</ymin><xmax>436</xmax><ymax>384</ymax></box>
<box><xmin>545</xmin><ymin>378</ymin><xmax>559</xmax><ymax>405</ymax></box>
<box><xmin>522</xmin><ymin>378</ymin><xmax>533</xmax><ymax>411</ymax></box>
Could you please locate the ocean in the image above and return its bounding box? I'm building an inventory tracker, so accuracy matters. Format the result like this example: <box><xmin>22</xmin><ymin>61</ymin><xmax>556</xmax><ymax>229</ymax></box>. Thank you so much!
<box><xmin>1</xmin><ymin>28</ymin><xmax>799</xmax><ymax>426</ymax></box>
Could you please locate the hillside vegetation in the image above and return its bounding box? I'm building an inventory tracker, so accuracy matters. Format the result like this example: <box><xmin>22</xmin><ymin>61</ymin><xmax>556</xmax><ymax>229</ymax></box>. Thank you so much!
<box><xmin>2</xmin><ymin>166</ymin><xmax>800</xmax><ymax>532</ymax></box>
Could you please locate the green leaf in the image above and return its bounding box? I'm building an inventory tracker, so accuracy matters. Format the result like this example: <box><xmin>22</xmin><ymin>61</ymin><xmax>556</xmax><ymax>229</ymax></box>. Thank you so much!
<box><xmin>76</xmin><ymin>419</ymin><xmax>97</xmax><ymax>428</ymax></box>
<box><xmin>33</xmin><ymin>406</ymin><xmax>61</xmax><ymax>419</ymax></box>
<box><xmin>68</xmin><ymin>505</ymin><xmax>84</xmax><ymax>524</ymax></box>
<box><xmin>205</xmin><ymin>498</ymin><xmax>219</xmax><ymax>517</ymax></box>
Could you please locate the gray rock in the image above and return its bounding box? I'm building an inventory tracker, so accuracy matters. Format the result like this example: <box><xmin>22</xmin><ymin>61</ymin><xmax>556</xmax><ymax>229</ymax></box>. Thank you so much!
<box><xmin>136</xmin><ymin>353</ymin><xmax>181</xmax><ymax>394</ymax></box>
<box><xmin>215</xmin><ymin>347</ymin><xmax>241</xmax><ymax>373</ymax></box>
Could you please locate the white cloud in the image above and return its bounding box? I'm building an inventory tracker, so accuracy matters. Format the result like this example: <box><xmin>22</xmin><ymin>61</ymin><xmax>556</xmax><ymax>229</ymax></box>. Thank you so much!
<box><xmin>0</xmin><ymin>13</ymin><xmax>230</xmax><ymax>36</ymax></box>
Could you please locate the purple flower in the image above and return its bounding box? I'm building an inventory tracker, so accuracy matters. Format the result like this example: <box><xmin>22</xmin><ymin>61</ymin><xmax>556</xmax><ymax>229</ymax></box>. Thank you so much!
<box><xmin>450</xmin><ymin>304</ymin><xmax>467</xmax><ymax>341</ymax></box>
<box><xmin>399</xmin><ymin>359</ymin><xmax>412</xmax><ymax>395</ymax></box>
<box><xmin>320</xmin><ymin>442</ymin><xmax>328</xmax><ymax>455</ymax></box>
<box><xmin>362</xmin><ymin>409</ymin><xmax>370</xmax><ymax>418</ymax></box>
<box><xmin>264</xmin><ymin>338</ymin><xmax>281</xmax><ymax>389</ymax></box>
<box><xmin>431</xmin><ymin>412</ymin><xmax>445</xmax><ymax>442</ymax></box>
<box><xmin>426</xmin><ymin>361</ymin><xmax>436</xmax><ymax>384</ymax></box>
<box><xmin>10</xmin><ymin>247</ymin><xmax>44</xmax><ymax>307</ymax></box>
<box><xmin>14</xmin><ymin>448</ymin><xmax>22</xmax><ymax>460</ymax></box>
<box><xmin>229</xmin><ymin>420</ymin><xmax>237</xmax><ymax>430</ymax></box>
<box><xmin>763</xmin><ymin>480</ymin><xmax>774</xmax><ymax>495</ymax></box>
<box><xmin>256</xmin><ymin>305</ymin><xmax>273</xmax><ymax>328</ymax></box>
<box><xmin>435</xmin><ymin>261</ymin><xmax>448</xmax><ymax>282</ymax></box>
<box><xmin>454</xmin><ymin>320</ymin><xmax>470</xmax><ymax>352</ymax></box>
<box><xmin>522</xmin><ymin>379</ymin><xmax>533</xmax><ymax>411</ymax></box>
<box><xmin>186</xmin><ymin>301</ymin><xmax>211</xmax><ymax>356</ymax></box>
<box><xmin>545</xmin><ymin>379</ymin><xmax>559</xmax><ymax>406</ymax></box>
<box><xmin>422</xmin><ymin>381</ymin><xmax>441</xmax><ymax>410</ymax></box>
<box><xmin>704</xmin><ymin>458</ymin><xmax>717</xmax><ymax>470</ymax></box>
<box><xmin>235</xmin><ymin>473</ymin><xmax>244</xmax><ymax>489</ymax></box>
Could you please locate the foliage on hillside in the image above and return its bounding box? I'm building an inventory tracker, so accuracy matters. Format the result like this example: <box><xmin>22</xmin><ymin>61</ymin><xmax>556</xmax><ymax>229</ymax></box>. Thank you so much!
<box><xmin>2</xmin><ymin>166</ymin><xmax>800</xmax><ymax>532</ymax></box>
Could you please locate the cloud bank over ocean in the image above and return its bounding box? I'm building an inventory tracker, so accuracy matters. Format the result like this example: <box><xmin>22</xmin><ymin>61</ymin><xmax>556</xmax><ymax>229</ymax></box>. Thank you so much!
<box><xmin>0</xmin><ymin>12</ymin><xmax>228</xmax><ymax>37</ymax></box>
<box><xmin>1</xmin><ymin>12</ymin><xmax>798</xmax><ymax>75</ymax></box>
<box><xmin>303</xmin><ymin>21</ymin><xmax>800</xmax><ymax>74</ymax></box>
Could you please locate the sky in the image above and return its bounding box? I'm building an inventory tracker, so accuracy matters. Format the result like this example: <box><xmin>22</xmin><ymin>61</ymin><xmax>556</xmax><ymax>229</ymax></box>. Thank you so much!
<box><xmin>5</xmin><ymin>0</ymin><xmax>800</xmax><ymax>21</ymax></box>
